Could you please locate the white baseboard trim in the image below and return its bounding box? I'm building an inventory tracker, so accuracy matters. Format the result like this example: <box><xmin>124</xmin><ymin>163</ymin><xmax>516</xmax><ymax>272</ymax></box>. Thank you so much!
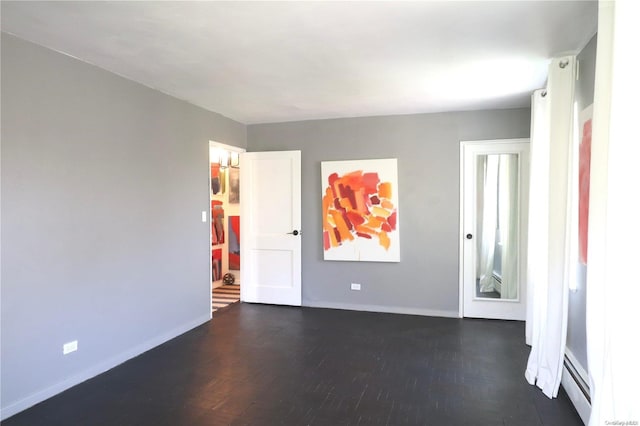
<box><xmin>562</xmin><ymin>349</ymin><xmax>591</xmax><ymax>425</ymax></box>
<box><xmin>0</xmin><ymin>314</ymin><xmax>210</xmax><ymax>421</ymax></box>
<box><xmin>305</xmin><ymin>301</ymin><xmax>459</xmax><ymax>318</ymax></box>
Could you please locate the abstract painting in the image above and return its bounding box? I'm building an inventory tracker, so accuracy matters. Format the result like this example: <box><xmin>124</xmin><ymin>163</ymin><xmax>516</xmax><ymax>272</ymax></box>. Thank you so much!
<box><xmin>211</xmin><ymin>200</ymin><xmax>225</xmax><ymax>245</ymax></box>
<box><xmin>579</xmin><ymin>104</ymin><xmax>593</xmax><ymax>265</ymax></box>
<box><xmin>210</xmin><ymin>163</ymin><xmax>226</xmax><ymax>196</ymax></box>
<box><xmin>321</xmin><ymin>158</ymin><xmax>400</xmax><ymax>262</ymax></box>
<box><xmin>229</xmin><ymin>167</ymin><xmax>240</xmax><ymax>204</ymax></box>
<box><xmin>228</xmin><ymin>216</ymin><xmax>241</xmax><ymax>270</ymax></box>
<box><xmin>212</xmin><ymin>248</ymin><xmax>222</xmax><ymax>281</ymax></box>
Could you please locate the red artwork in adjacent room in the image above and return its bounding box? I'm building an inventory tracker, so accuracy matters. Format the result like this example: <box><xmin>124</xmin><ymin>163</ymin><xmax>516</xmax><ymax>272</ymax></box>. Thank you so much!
<box><xmin>211</xmin><ymin>200</ymin><xmax>224</xmax><ymax>245</ymax></box>
<box><xmin>211</xmin><ymin>163</ymin><xmax>226</xmax><ymax>195</ymax></box>
<box><xmin>228</xmin><ymin>216</ymin><xmax>240</xmax><ymax>270</ymax></box>
<box><xmin>579</xmin><ymin>105</ymin><xmax>593</xmax><ymax>265</ymax></box>
<box><xmin>212</xmin><ymin>248</ymin><xmax>222</xmax><ymax>281</ymax></box>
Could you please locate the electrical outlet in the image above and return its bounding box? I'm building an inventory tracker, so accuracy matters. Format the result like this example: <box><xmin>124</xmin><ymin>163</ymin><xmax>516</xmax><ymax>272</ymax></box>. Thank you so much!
<box><xmin>63</xmin><ymin>340</ymin><xmax>78</xmax><ymax>355</ymax></box>
<box><xmin>351</xmin><ymin>283</ymin><xmax>361</xmax><ymax>291</ymax></box>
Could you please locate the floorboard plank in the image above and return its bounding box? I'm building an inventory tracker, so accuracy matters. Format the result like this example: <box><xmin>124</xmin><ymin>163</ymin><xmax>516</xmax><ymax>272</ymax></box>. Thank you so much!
<box><xmin>3</xmin><ymin>304</ymin><xmax>582</xmax><ymax>425</ymax></box>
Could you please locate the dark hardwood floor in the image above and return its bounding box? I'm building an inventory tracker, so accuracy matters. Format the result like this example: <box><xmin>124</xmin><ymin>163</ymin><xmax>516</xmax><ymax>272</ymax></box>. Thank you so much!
<box><xmin>4</xmin><ymin>304</ymin><xmax>582</xmax><ymax>425</ymax></box>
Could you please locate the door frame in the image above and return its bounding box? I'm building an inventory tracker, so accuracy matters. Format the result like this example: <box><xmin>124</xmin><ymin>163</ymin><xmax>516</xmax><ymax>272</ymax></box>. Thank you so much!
<box><xmin>458</xmin><ymin>138</ymin><xmax>530</xmax><ymax>319</ymax></box>
<box><xmin>209</xmin><ymin>140</ymin><xmax>246</xmax><ymax>318</ymax></box>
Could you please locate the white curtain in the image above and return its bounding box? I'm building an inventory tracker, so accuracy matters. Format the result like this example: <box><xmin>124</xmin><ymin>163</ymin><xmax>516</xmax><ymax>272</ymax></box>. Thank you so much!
<box><xmin>525</xmin><ymin>55</ymin><xmax>576</xmax><ymax>398</ymax></box>
<box><xmin>526</xmin><ymin>89</ymin><xmax>550</xmax><ymax>345</ymax></box>
<box><xmin>478</xmin><ymin>155</ymin><xmax>499</xmax><ymax>293</ymax></box>
<box><xmin>587</xmin><ymin>2</ymin><xmax>640</xmax><ymax>425</ymax></box>
<box><xmin>499</xmin><ymin>154</ymin><xmax>518</xmax><ymax>299</ymax></box>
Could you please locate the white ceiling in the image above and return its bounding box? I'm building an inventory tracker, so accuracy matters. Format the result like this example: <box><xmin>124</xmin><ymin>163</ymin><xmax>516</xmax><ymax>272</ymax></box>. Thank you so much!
<box><xmin>1</xmin><ymin>1</ymin><xmax>597</xmax><ymax>124</ymax></box>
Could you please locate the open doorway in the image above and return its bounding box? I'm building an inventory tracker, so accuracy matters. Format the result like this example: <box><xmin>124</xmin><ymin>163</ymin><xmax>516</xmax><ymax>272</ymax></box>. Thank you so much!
<box><xmin>209</xmin><ymin>141</ymin><xmax>245</xmax><ymax>315</ymax></box>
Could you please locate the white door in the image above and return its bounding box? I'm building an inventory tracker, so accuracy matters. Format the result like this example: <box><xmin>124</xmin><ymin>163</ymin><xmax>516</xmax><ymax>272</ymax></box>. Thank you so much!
<box><xmin>240</xmin><ymin>150</ymin><xmax>302</xmax><ymax>306</ymax></box>
<box><xmin>460</xmin><ymin>139</ymin><xmax>529</xmax><ymax>320</ymax></box>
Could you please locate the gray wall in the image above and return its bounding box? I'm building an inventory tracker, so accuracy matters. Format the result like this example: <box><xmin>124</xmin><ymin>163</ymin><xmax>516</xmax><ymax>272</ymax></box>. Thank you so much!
<box><xmin>248</xmin><ymin>109</ymin><xmax>530</xmax><ymax>315</ymax></box>
<box><xmin>566</xmin><ymin>34</ymin><xmax>597</xmax><ymax>372</ymax></box>
<box><xmin>1</xmin><ymin>34</ymin><xmax>246</xmax><ymax>417</ymax></box>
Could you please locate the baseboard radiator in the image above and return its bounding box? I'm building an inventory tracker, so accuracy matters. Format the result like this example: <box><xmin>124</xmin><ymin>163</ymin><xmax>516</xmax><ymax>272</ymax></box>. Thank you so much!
<box><xmin>492</xmin><ymin>273</ymin><xmax>502</xmax><ymax>294</ymax></box>
<box><xmin>562</xmin><ymin>351</ymin><xmax>591</xmax><ymax>424</ymax></box>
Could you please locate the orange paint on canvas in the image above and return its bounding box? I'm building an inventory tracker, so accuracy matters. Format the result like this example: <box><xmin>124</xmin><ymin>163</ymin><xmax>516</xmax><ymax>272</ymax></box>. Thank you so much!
<box><xmin>322</xmin><ymin>189</ymin><xmax>340</xmax><ymax>249</ymax></box>
<box><xmin>355</xmin><ymin>224</ymin><xmax>376</xmax><ymax>236</ymax></box>
<box><xmin>338</xmin><ymin>197</ymin><xmax>353</xmax><ymax>210</ymax></box>
<box><xmin>355</xmin><ymin>189</ymin><xmax>369</xmax><ymax>213</ymax></box>
<box><xmin>330</xmin><ymin>210</ymin><xmax>353</xmax><ymax>243</ymax></box>
<box><xmin>322</xmin><ymin>168</ymin><xmax>397</xmax><ymax>252</ymax></box>
<box><xmin>322</xmin><ymin>189</ymin><xmax>332</xmax><ymax>228</ymax></box>
<box><xmin>378</xmin><ymin>182</ymin><xmax>392</xmax><ymax>199</ymax></box>
<box><xmin>378</xmin><ymin>231</ymin><xmax>390</xmax><ymax>250</ymax></box>
<box><xmin>371</xmin><ymin>206</ymin><xmax>391</xmax><ymax>218</ymax></box>
<box><xmin>366</xmin><ymin>216</ymin><xmax>384</xmax><ymax>229</ymax></box>
<box><xmin>381</xmin><ymin>200</ymin><xmax>394</xmax><ymax>210</ymax></box>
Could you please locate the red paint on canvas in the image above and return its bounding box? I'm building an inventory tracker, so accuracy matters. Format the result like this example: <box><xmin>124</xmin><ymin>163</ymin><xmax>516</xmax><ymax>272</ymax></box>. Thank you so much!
<box><xmin>388</xmin><ymin>211</ymin><xmax>397</xmax><ymax>231</ymax></box>
<box><xmin>346</xmin><ymin>211</ymin><xmax>366</xmax><ymax>227</ymax></box>
<box><xmin>322</xmin><ymin>170</ymin><xmax>397</xmax><ymax>251</ymax></box>
<box><xmin>323</xmin><ymin>231</ymin><xmax>330</xmax><ymax>250</ymax></box>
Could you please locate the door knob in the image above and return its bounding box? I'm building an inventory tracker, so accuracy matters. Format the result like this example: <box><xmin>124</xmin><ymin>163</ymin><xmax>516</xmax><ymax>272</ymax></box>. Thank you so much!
<box><xmin>466</xmin><ymin>233</ymin><xmax>473</xmax><ymax>240</ymax></box>
<box><xmin>287</xmin><ymin>230</ymin><xmax>300</xmax><ymax>236</ymax></box>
